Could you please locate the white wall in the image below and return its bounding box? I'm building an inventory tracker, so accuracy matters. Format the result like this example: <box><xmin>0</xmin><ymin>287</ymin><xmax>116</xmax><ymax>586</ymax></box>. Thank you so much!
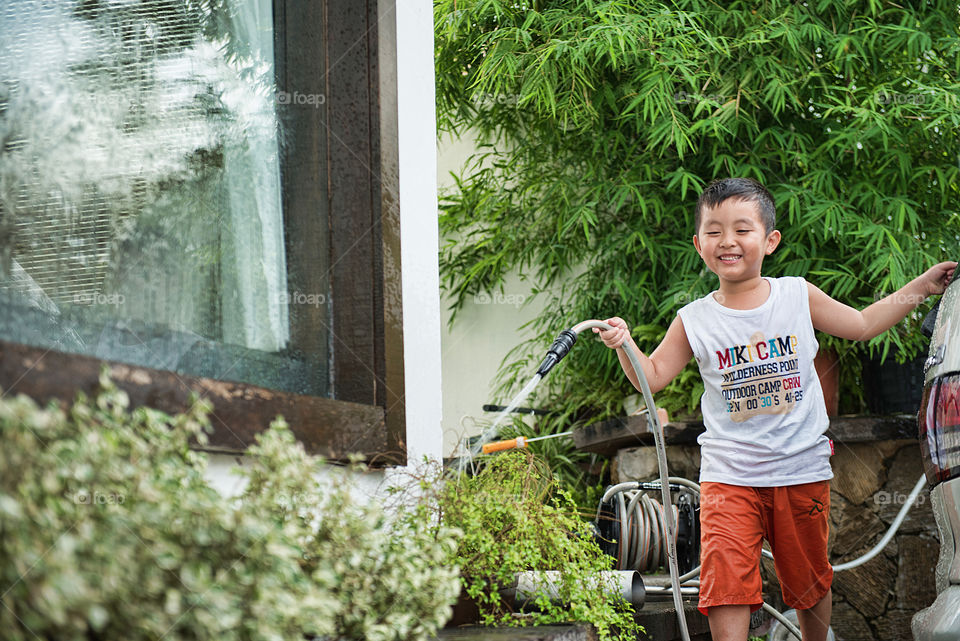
<box><xmin>436</xmin><ymin>131</ymin><xmax>546</xmax><ymax>458</ymax></box>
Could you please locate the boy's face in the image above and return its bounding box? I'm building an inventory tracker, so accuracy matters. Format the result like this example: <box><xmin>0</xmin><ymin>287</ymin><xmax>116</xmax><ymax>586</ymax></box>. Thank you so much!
<box><xmin>693</xmin><ymin>199</ymin><xmax>781</xmax><ymax>284</ymax></box>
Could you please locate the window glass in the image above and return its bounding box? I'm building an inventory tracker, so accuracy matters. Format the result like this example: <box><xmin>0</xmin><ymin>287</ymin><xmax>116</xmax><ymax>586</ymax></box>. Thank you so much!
<box><xmin>0</xmin><ymin>0</ymin><xmax>328</xmax><ymax>397</ymax></box>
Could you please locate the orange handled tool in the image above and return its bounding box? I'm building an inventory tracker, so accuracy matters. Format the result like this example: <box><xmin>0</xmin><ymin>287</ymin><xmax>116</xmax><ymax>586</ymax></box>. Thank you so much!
<box><xmin>481</xmin><ymin>431</ymin><xmax>573</xmax><ymax>454</ymax></box>
<box><xmin>482</xmin><ymin>436</ymin><xmax>527</xmax><ymax>454</ymax></box>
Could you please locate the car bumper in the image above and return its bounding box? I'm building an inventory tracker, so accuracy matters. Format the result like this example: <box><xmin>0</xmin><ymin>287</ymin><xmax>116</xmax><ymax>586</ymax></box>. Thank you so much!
<box><xmin>912</xmin><ymin>586</ymin><xmax>960</xmax><ymax>641</ymax></box>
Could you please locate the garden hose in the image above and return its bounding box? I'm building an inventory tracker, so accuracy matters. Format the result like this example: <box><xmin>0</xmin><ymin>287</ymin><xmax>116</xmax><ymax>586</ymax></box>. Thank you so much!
<box><xmin>530</xmin><ymin>321</ymin><xmax>930</xmax><ymax>641</ymax></box>
<box><xmin>599</xmin><ymin>478</ymin><xmax>703</xmax><ymax>583</ymax></box>
<box><xmin>567</xmin><ymin>320</ymin><xmax>692</xmax><ymax>641</ymax></box>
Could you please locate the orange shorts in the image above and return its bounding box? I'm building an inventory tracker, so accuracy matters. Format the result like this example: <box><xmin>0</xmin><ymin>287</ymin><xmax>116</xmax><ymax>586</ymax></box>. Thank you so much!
<box><xmin>697</xmin><ymin>481</ymin><xmax>832</xmax><ymax>616</ymax></box>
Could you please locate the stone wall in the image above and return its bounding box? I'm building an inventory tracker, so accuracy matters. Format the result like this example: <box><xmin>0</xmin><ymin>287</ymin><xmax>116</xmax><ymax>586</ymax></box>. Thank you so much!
<box><xmin>613</xmin><ymin>439</ymin><xmax>940</xmax><ymax>641</ymax></box>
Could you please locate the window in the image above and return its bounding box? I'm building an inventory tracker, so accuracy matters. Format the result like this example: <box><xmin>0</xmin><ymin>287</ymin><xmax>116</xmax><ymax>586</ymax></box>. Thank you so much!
<box><xmin>0</xmin><ymin>0</ymin><xmax>404</xmax><ymax>464</ymax></box>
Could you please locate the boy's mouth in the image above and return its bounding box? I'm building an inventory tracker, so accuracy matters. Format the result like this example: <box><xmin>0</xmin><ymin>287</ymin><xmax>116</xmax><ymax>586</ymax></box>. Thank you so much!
<box><xmin>719</xmin><ymin>254</ymin><xmax>742</xmax><ymax>263</ymax></box>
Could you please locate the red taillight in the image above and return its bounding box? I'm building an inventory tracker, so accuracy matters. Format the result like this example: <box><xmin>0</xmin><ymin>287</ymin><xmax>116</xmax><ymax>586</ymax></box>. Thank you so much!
<box><xmin>920</xmin><ymin>374</ymin><xmax>960</xmax><ymax>484</ymax></box>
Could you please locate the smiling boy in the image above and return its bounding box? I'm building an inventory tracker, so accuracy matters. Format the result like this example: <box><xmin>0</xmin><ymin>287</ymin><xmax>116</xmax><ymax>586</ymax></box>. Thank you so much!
<box><xmin>595</xmin><ymin>177</ymin><xmax>955</xmax><ymax>641</ymax></box>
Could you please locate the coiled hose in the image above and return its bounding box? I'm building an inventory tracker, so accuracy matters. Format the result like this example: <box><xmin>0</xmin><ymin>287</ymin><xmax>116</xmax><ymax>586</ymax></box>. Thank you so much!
<box><xmin>600</xmin><ymin>478</ymin><xmax>703</xmax><ymax>582</ymax></box>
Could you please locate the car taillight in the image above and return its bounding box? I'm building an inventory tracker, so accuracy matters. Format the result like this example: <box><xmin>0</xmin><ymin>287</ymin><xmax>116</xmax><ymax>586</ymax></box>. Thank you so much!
<box><xmin>920</xmin><ymin>374</ymin><xmax>960</xmax><ymax>484</ymax></box>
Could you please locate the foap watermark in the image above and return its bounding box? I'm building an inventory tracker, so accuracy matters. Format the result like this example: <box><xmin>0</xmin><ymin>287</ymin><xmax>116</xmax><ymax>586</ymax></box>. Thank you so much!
<box><xmin>74</xmin><ymin>490</ymin><xmax>125</xmax><ymax>505</ymax></box>
<box><xmin>674</xmin><ymin>90</ymin><xmax>727</xmax><ymax>105</ymax></box>
<box><xmin>276</xmin><ymin>91</ymin><xmax>326</xmax><ymax>108</ymax></box>
<box><xmin>275</xmin><ymin>291</ymin><xmax>327</xmax><ymax>308</ymax></box>
<box><xmin>874</xmin><ymin>91</ymin><xmax>927</xmax><ymax>106</ymax></box>
<box><xmin>875</xmin><ymin>490</ymin><xmax>925</xmax><ymax>506</ymax></box>
<box><xmin>698</xmin><ymin>492</ymin><xmax>727</xmax><ymax>509</ymax></box>
<box><xmin>73</xmin><ymin>291</ymin><xmax>125</xmax><ymax>307</ymax></box>
<box><xmin>475</xmin><ymin>92</ymin><xmax>520</xmax><ymax>108</ymax></box>
<box><xmin>873</xmin><ymin>290</ymin><xmax>927</xmax><ymax>306</ymax></box>
<box><xmin>275</xmin><ymin>492</ymin><xmax>314</xmax><ymax>509</ymax></box>
<box><xmin>83</xmin><ymin>93</ymin><xmax>136</xmax><ymax>112</ymax></box>
<box><xmin>473</xmin><ymin>291</ymin><xmax>526</xmax><ymax>308</ymax></box>
<box><xmin>671</xmin><ymin>292</ymin><xmax>696</xmax><ymax>307</ymax></box>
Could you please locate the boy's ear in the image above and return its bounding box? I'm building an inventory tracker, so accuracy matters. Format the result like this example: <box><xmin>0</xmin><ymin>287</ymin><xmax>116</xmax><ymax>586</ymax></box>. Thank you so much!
<box><xmin>693</xmin><ymin>234</ymin><xmax>702</xmax><ymax>256</ymax></box>
<box><xmin>765</xmin><ymin>230</ymin><xmax>782</xmax><ymax>255</ymax></box>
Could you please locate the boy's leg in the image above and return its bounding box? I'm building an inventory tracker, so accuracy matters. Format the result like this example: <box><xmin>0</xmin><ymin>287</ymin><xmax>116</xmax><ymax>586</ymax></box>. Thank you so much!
<box><xmin>707</xmin><ymin>604</ymin><xmax>751</xmax><ymax>641</ymax></box>
<box><xmin>796</xmin><ymin>588</ymin><xmax>832</xmax><ymax>641</ymax></box>
<box><xmin>767</xmin><ymin>481</ymin><xmax>833</xmax><ymax>639</ymax></box>
<box><xmin>698</xmin><ymin>482</ymin><xmax>764</xmax><ymax>640</ymax></box>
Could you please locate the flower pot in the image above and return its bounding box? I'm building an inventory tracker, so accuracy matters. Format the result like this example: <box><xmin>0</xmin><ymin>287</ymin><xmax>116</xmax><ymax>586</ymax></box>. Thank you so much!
<box><xmin>861</xmin><ymin>350</ymin><xmax>926</xmax><ymax>415</ymax></box>
<box><xmin>814</xmin><ymin>349</ymin><xmax>839</xmax><ymax>417</ymax></box>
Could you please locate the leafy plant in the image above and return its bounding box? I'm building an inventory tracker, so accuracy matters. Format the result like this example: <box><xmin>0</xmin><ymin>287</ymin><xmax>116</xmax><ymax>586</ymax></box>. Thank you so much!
<box><xmin>485</xmin><ymin>409</ymin><xmax>607</xmax><ymax>511</ymax></box>
<box><xmin>438</xmin><ymin>450</ymin><xmax>640</xmax><ymax>639</ymax></box>
<box><xmin>436</xmin><ymin>0</ymin><xmax>960</xmax><ymax>422</ymax></box>
<box><xmin>0</xmin><ymin>373</ymin><xmax>460</xmax><ymax>641</ymax></box>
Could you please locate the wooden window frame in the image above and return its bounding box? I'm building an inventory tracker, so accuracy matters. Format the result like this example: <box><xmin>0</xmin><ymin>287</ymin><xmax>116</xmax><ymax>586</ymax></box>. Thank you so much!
<box><xmin>0</xmin><ymin>0</ymin><xmax>406</xmax><ymax>465</ymax></box>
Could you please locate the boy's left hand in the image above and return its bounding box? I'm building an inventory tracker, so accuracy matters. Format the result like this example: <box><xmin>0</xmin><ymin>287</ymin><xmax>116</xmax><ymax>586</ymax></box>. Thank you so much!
<box><xmin>921</xmin><ymin>261</ymin><xmax>958</xmax><ymax>296</ymax></box>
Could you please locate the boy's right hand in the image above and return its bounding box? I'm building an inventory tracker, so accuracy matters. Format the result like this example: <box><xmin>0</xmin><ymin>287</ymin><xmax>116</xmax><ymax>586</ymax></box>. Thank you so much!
<box><xmin>593</xmin><ymin>317</ymin><xmax>631</xmax><ymax>349</ymax></box>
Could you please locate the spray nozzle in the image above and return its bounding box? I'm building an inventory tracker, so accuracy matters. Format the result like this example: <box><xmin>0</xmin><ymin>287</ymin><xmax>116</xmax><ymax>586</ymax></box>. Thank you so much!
<box><xmin>535</xmin><ymin>329</ymin><xmax>578</xmax><ymax>378</ymax></box>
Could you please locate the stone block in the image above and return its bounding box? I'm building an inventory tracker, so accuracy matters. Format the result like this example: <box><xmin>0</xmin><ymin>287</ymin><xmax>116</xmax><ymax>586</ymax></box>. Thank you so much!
<box><xmin>831</xmin><ymin>503</ymin><xmax>886</xmax><ymax>562</ymax></box>
<box><xmin>831</xmin><ymin>598</ymin><xmax>875</xmax><ymax>641</ymax></box>
<box><xmin>612</xmin><ymin>445</ymin><xmax>700</xmax><ymax>484</ymax></box>
<box><xmin>831</xmin><ymin>442</ymin><xmax>891</xmax><ymax>504</ymax></box>
<box><xmin>828</xmin><ymin>488</ymin><xmax>850</xmax><ymax>556</ymax></box>
<box><xmin>894</xmin><ymin>535</ymin><xmax>940</xmax><ymax>610</ymax></box>
<box><xmin>874</xmin><ymin>608</ymin><xmax>915</xmax><ymax>641</ymax></box>
<box><xmin>613</xmin><ymin>447</ymin><xmax>658</xmax><ymax>483</ymax></box>
<box><xmin>875</xmin><ymin>445</ymin><xmax>936</xmax><ymax>534</ymax></box>
<box><xmin>831</xmin><ymin>550</ymin><xmax>896</xmax><ymax>619</ymax></box>
<box><xmin>662</xmin><ymin>445</ymin><xmax>701</xmax><ymax>481</ymax></box>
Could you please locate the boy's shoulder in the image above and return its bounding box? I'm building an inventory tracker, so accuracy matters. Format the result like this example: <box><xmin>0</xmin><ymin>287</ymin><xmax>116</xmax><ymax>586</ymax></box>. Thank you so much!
<box><xmin>773</xmin><ymin>275</ymin><xmax>809</xmax><ymax>298</ymax></box>
<box><xmin>762</xmin><ymin>275</ymin><xmax>811</xmax><ymax>309</ymax></box>
<box><xmin>772</xmin><ymin>274</ymin><xmax>808</xmax><ymax>291</ymax></box>
<box><xmin>678</xmin><ymin>276</ymin><xmax>810</xmax><ymax>314</ymax></box>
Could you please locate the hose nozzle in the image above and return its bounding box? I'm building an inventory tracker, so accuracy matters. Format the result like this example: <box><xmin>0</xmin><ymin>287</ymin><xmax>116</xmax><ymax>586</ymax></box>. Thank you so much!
<box><xmin>536</xmin><ymin>329</ymin><xmax>578</xmax><ymax>378</ymax></box>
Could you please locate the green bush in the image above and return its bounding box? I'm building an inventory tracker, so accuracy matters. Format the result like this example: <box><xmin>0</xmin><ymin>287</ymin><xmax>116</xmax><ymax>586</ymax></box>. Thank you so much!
<box><xmin>438</xmin><ymin>451</ymin><xmax>640</xmax><ymax>640</ymax></box>
<box><xmin>436</xmin><ymin>0</ymin><xmax>960</xmax><ymax>420</ymax></box>
<box><xmin>0</xmin><ymin>374</ymin><xmax>460</xmax><ymax>641</ymax></box>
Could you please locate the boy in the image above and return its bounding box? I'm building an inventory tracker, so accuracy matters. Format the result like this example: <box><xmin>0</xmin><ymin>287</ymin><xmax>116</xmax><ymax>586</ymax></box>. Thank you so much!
<box><xmin>595</xmin><ymin>177</ymin><xmax>955</xmax><ymax>641</ymax></box>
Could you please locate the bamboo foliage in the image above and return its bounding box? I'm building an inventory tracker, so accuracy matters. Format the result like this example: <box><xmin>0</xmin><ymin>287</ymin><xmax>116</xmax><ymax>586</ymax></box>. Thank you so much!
<box><xmin>436</xmin><ymin>0</ymin><xmax>960</xmax><ymax>420</ymax></box>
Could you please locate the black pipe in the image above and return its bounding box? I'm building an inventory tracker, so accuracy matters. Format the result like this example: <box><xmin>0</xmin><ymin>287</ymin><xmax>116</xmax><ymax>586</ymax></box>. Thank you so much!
<box><xmin>481</xmin><ymin>404</ymin><xmax>551</xmax><ymax>416</ymax></box>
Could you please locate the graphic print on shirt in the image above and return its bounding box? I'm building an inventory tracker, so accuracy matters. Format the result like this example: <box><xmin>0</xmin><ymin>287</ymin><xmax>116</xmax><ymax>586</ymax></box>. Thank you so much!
<box><xmin>716</xmin><ymin>331</ymin><xmax>804</xmax><ymax>423</ymax></box>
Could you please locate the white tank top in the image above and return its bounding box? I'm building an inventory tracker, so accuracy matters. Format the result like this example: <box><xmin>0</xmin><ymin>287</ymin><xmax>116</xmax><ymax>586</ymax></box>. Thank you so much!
<box><xmin>676</xmin><ymin>276</ymin><xmax>833</xmax><ymax>486</ymax></box>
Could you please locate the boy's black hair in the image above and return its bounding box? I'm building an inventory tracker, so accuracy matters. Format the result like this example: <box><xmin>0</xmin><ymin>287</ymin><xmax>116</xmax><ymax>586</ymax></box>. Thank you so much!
<box><xmin>695</xmin><ymin>177</ymin><xmax>776</xmax><ymax>235</ymax></box>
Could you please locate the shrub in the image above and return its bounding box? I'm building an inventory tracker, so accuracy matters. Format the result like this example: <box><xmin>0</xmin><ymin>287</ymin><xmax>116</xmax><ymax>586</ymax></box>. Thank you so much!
<box><xmin>0</xmin><ymin>373</ymin><xmax>460</xmax><ymax>641</ymax></box>
<box><xmin>438</xmin><ymin>451</ymin><xmax>640</xmax><ymax>640</ymax></box>
<box><xmin>435</xmin><ymin>0</ymin><xmax>960</xmax><ymax>420</ymax></box>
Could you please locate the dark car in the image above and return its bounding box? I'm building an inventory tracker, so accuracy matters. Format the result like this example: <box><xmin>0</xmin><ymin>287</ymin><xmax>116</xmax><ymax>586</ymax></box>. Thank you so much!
<box><xmin>912</xmin><ymin>281</ymin><xmax>960</xmax><ymax>640</ymax></box>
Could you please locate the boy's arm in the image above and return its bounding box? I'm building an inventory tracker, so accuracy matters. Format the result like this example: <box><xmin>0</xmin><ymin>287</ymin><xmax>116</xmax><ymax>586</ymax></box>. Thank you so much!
<box><xmin>808</xmin><ymin>261</ymin><xmax>957</xmax><ymax>340</ymax></box>
<box><xmin>594</xmin><ymin>315</ymin><xmax>694</xmax><ymax>394</ymax></box>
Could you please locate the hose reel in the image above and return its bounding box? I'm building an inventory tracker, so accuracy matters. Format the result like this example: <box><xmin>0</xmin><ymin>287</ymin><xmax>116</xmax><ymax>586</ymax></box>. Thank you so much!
<box><xmin>595</xmin><ymin>481</ymin><xmax>700</xmax><ymax>577</ymax></box>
